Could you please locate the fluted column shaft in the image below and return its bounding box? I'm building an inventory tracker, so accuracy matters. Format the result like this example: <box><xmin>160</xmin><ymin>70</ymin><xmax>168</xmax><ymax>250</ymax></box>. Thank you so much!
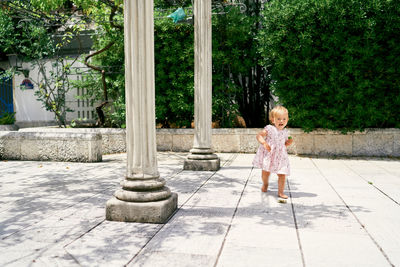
<box><xmin>184</xmin><ymin>0</ymin><xmax>220</xmax><ymax>171</ymax></box>
<box><xmin>106</xmin><ymin>0</ymin><xmax>177</xmax><ymax>223</ymax></box>
<box><xmin>193</xmin><ymin>0</ymin><xmax>212</xmax><ymax>149</ymax></box>
<box><xmin>125</xmin><ymin>0</ymin><xmax>158</xmax><ymax>178</ymax></box>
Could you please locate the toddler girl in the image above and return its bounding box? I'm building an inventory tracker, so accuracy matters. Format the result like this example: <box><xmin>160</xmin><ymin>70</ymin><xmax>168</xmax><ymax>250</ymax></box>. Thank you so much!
<box><xmin>252</xmin><ymin>106</ymin><xmax>293</xmax><ymax>199</ymax></box>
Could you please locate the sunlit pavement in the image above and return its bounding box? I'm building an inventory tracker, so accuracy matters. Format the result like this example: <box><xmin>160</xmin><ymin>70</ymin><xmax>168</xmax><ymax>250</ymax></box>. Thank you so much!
<box><xmin>0</xmin><ymin>152</ymin><xmax>399</xmax><ymax>266</ymax></box>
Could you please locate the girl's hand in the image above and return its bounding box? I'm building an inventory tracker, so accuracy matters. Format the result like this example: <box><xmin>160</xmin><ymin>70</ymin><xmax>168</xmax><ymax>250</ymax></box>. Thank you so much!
<box><xmin>285</xmin><ymin>137</ymin><xmax>293</xmax><ymax>147</ymax></box>
<box><xmin>263</xmin><ymin>142</ymin><xmax>271</xmax><ymax>152</ymax></box>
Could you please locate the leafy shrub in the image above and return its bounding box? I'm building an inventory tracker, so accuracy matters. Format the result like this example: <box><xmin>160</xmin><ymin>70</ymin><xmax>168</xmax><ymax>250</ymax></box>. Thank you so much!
<box><xmin>213</xmin><ymin>0</ymin><xmax>273</xmax><ymax>128</ymax></box>
<box><xmin>0</xmin><ymin>112</ymin><xmax>16</xmax><ymax>125</ymax></box>
<box><xmin>73</xmin><ymin>1</ymin><xmax>271</xmax><ymax>128</ymax></box>
<box><xmin>259</xmin><ymin>0</ymin><xmax>400</xmax><ymax>132</ymax></box>
<box><xmin>155</xmin><ymin>1</ymin><xmax>271</xmax><ymax>128</ymax></box>
<box><xmin>154</xmin><ymin>20</ymin><xmax>194</xmax><ymax>128</ymax></box>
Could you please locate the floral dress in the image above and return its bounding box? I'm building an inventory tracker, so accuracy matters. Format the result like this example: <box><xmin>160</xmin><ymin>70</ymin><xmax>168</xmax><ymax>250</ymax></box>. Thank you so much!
<box><xmin>252</xmin><ymin>125</ymin><xmax>290</xmax><ymax>175</ymax></box>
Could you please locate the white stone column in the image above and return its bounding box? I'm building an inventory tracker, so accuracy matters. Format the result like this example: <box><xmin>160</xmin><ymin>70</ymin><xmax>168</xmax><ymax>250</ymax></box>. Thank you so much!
<box><xmin>106</xmin><ymin>0</ymin><xmax>177</xmax><ymax>223</ymax></box>
<box><xmin>184</xmin><ymin>0</ymin><xmax>220</xmax><ymax>171</ymax></box>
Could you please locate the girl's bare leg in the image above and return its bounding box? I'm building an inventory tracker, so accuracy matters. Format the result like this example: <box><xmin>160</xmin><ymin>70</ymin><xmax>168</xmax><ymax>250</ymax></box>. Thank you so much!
<box><xmin>261</xmin><ymin>171</ymin><xmax>270</xmax><ymax>192</ymax></box>
<box><xmin>278</xmin><ymin>174</ymin><xmax>288</xmax><ymax>199</ymax></box>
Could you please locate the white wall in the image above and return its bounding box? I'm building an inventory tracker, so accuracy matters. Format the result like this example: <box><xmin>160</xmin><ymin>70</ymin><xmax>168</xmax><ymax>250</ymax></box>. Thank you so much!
<box><xmin>10</xmin><ymin>59</ymin><xmax>96</xmax><ymax>126</ymax></box>
<box><xmin>14</xmin><ymin>61</ymin><xmax>54</xmax><ymax>124</ymax></box>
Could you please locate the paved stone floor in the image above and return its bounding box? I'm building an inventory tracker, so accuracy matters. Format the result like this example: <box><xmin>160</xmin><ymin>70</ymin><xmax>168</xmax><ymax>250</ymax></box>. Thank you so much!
<box><xmin>0</xmin><ymin>152</ymin><xmax>399</xmax><ymax>266</ymax></box>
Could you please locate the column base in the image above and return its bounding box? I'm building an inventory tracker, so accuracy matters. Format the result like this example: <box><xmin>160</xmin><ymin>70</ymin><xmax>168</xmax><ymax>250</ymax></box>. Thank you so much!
<box><xmin>184</xmin><ymin>158</ymin><xmax>220</xmax><ymax>171</ymax></box>
<box><xmin>106</xmin><ymin>193</ymin><xmax>177</xmax><ymax>223</ymax></box>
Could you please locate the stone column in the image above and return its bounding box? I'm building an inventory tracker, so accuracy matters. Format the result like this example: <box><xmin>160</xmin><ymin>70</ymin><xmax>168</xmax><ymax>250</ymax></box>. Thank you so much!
<box><xmin>106</xmin><ymin>0</ymin><xmax>177</xmax><ymax>223</ymax></box>
<box><xmin>184</xmin><ymin>0</ymin><xmax>220</xmax><ymax>171</ymax></box>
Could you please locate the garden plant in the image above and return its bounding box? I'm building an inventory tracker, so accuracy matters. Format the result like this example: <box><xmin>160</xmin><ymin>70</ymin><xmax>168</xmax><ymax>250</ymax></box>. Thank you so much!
<box><xmin>1</xmin><ymin>0</ymin><xmax>399</xmax><ymax>132</ymax></box>
<box><xmin>259</xmin><ymin>0</ymin><xmax>400</xmax><ymax>132</ymax></box>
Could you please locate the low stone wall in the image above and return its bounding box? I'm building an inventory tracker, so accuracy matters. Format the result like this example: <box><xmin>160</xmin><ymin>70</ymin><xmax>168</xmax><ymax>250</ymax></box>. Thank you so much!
<box><xmin>158</xmin><ymin>128</ymin><xmax>400</xmax><ymax>157</ymax></box>
<box><xmin>288</xmin><ymin>128</ymin><xmax>400</xmax><ymax>157</ymax></box>
<box><xmin>0</xmin><ymin>131</ymin><xmax>102</xmax><ymax>162</ymax></box>
<box><xmin>156</xmin><ymin>128</ymin><xmax>260</xmax><ymax>153</ymax></box>
<box><xmin>0</xmin><ymin>125</ymin><xmax>19</xmax><ymax>131</ymax></box>
<box><xmin>19</xmin><ymin>128</ymin><xmax>125</xmax><ymax>155</ymax></box>
<box><xmin>19</xmin><ymin>127</ymin><xmax>400</xmax><ymax>157</ymax></box>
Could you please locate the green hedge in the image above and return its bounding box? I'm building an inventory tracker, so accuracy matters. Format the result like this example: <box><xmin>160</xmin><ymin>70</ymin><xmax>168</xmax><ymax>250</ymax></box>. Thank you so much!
<box><xmin>154</xmin><ymin>10</ymin><xmax>250</xmax><ymax>128</ymax></box>
<box><xmin>154</xmin><ymin>21</ymin><xmax>194</xmax><ymax>128</ymax></box>
<box><xmin>154</xmin><ymin>3</ymin><xmax>270</xmax><ymax>128</ymax></box>
<box><xmin>0</xmin><ymin>112</ymin><xmax>16</xmax><ymax>125</ymax></box>
<box><xmin>259</xmin><ymin>0</ymin><xmax>400</xmax><ymax>132</ymax></box>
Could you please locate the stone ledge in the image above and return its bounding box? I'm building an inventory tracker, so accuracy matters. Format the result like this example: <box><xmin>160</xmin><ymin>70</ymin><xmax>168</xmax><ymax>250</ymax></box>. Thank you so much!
<box><xmin>19</xmin><ymin>127</ymin><xmax>125</xmax><ymax>155</ymax></box>
<box><xmin>18</xmin><ymin>127</ymin><xmax>400</xmax><ymax>157</ymax></box>
<box><xmin>287</xmin><ymin>128</ymin><xmax>400</xmax><ymax>157</ymax></box>
<box><xmin>0</xmin><ymin>125</ymin><xmax>19</xmax><ymax>131</ymax></box>
<box><xmin>161</xmin><ymin>128</ymin><xmax>400</xmax><ymax>157</ymax></box>
<box><xmin>0</xmin><ymin>131</ymin><xmax>102</xmax><ymax>162</ymax></box>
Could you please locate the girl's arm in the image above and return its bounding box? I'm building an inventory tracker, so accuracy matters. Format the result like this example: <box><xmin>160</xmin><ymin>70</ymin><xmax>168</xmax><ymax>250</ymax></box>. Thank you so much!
<box><xmin>256</xmin><ymin>129</ymin><xmax>271</xmax><ymax>151</ymax></box>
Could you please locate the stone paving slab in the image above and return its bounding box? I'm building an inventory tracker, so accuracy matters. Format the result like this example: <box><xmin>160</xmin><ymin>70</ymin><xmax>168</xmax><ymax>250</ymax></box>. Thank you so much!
<box><xmin>290</xmin><ymin>157</ymin><xmax>395</xmax><ymax>267</ymax></box>
<box><xmin>217</xmin><ymin>168</ymin><xmax>303</xmax><ymax>267</ymax></box>
<box><xmin>0</xmin><ymin>153</ymin><xmax>399</xmax><ymax>267</ymax></box>
<box><xmin>65</xmin><ymin>222</ymin><xmax>162</xmax><ymax>266</ymax></box>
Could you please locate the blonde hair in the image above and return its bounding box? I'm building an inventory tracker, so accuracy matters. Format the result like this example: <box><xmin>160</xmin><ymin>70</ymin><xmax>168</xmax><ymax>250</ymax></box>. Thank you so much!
<box><xmin>269</xmin><ymin>106</ymin><xmax>289</xmax><ymax>124</ymax></box>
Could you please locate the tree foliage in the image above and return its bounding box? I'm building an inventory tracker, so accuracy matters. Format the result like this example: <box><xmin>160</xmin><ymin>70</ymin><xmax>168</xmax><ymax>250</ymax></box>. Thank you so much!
<box><xmin>259</xmin><ymin>0</ymin><xmax>400</xmax><ymax>132</ymax></box>
<box><xmin>1</xmin><ymin>0</ymin><xmax>124</xmax><ymax>127</ymax></box>
<box><xmin>77</xmin><ymin>0</ymin><xmax>124</xmax><ymax>126</ymax></box>
<box><xmin>0</xmin><ymin>6</ymin><xmax>55</xmax><ymax>59</ymax></box>
<box><xmin>213</xmin><ymin>0</ymin><xmax>272</xmax><ymax>127</ymax></box>
<box><xmin>154</xmin><ymin>20</ymin><xmax>194</xmax><ymax>127</ymax></box>
<box><xmin>0</xmin><ymin>1</ymin><xmax>80</xmax><ymax>127</ymax></box>
<box><xmin>2</xmin><ymin>0</ymin><xmax>272</xmax><ymax>128</ymax></box>
<box><xmin>153</xmin><ymin>0</ymin><xmax>272</xmax><ymax>128</ymax></box>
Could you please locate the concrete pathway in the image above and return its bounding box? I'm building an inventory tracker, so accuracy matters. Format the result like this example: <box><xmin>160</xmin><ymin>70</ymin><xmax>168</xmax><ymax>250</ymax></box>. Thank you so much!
<box><xmin>0</xmin><ymin>153</ymin><xmax>399</xmax><ymax>267</ymax></box>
